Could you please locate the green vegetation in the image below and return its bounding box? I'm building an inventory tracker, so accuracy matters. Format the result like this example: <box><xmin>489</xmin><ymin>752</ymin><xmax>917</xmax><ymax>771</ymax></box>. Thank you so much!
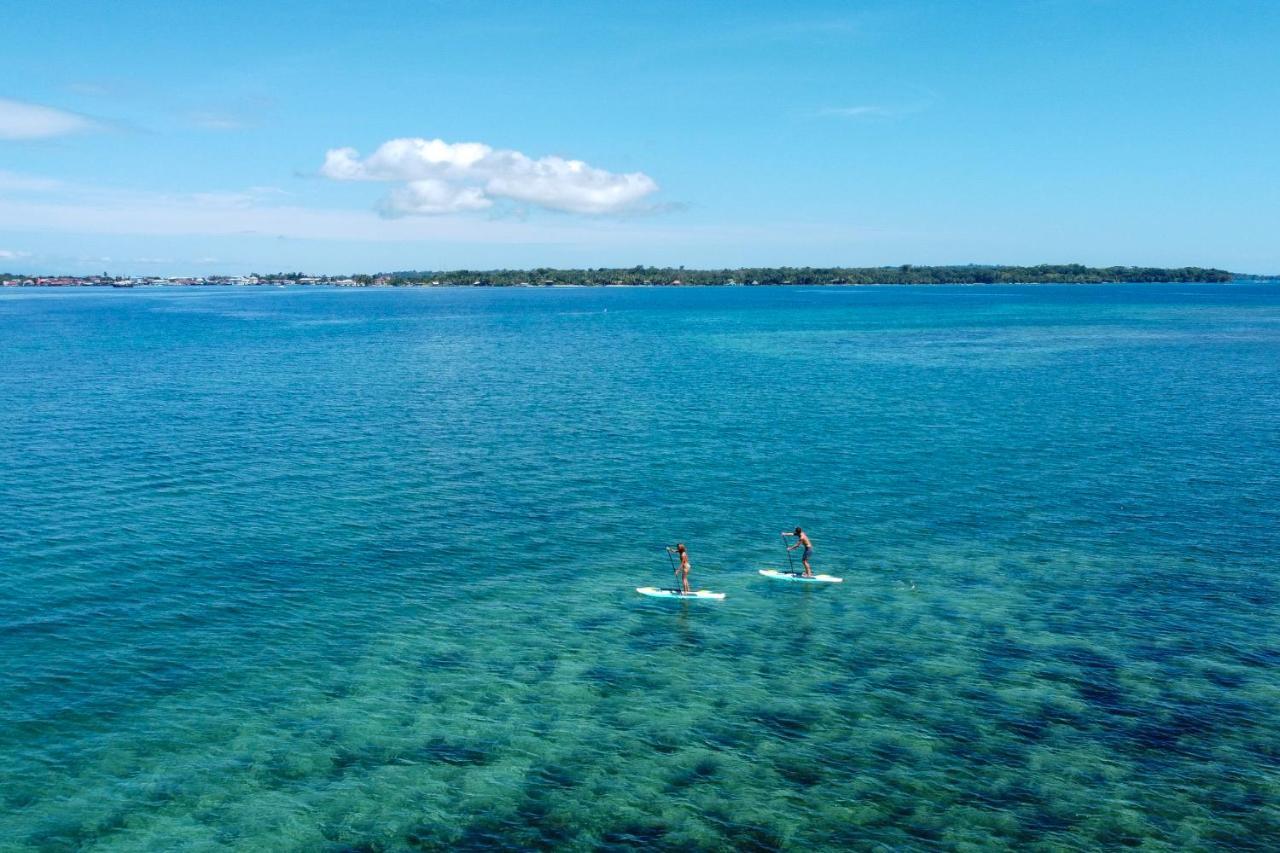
<box><xmin>367</xmin><ymin>264</ymin><xmax>1233</xmax><ymax>287</ymax></box>
<box><xmin>4</xmin><ymin>264</ymin><xmax>1250</xmax><ymax>287</ymax></box>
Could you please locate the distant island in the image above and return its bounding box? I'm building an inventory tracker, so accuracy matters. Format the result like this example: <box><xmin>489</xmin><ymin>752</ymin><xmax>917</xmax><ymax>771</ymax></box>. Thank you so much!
<box><xmin>0</xmin><ymin>264</ymin><xmax>1251</xmax><ymax>288</ymax></box>
<box><xmin>359</xmin><ymin>264</ymin><xmax>1238</xmax><ymax>287</ymax></box>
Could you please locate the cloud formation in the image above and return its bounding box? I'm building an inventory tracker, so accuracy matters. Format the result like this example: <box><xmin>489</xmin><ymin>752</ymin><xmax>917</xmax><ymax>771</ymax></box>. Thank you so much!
<box><xmin>321</xmin><ymin>137</ymin><xmax>658</xmax><ymax>216</ymax></box>
<box><xmin>818</xmin><ymin>105</ymin><xmax>892</xmax><ymax>118</ymax></box>
<box><xmin>189</xmin><ymin>111</ymin><xmax>248</xmax><ymax>131</ymax></box>
<box><xmin>0</xmin><ymin>169</ymin><xmax>65</xmax><ymax>191</ymax></box>
<box><xmin>0</xmin><ymin>98</ymin><xmax>96</xmax><ymax>140</ymax></box>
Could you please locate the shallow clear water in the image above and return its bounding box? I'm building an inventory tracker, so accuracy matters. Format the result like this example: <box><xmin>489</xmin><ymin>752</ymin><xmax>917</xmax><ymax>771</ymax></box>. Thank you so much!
<box><xmin>2</xmin><ymin>284</ymin><xmax>1278</xmax><ymax>850</ymax></box>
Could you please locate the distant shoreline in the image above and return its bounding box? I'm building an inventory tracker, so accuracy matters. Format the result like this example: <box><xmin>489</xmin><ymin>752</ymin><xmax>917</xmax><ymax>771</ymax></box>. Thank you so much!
<box><xmin>6</xmin><ymin>264</ymin><xmax>1270</xmax><ymax>289</ymax></box>
<box><xmin>6</xmin><ymin>280</ymin><xmax>1275</xmax><ymax>290</ymax></box>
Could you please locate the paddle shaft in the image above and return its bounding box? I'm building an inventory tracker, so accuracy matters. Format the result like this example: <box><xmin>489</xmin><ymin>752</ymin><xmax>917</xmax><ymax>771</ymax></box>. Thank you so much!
<box><xmin>782</xmin><ymin>533</ymin><xmax>794</xmax><ymax>572</ymax></box>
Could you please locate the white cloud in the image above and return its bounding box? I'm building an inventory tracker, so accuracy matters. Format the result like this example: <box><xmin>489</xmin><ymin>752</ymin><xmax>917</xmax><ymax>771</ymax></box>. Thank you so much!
<box><xmin>0</xmin><ymin>186</ymin><xmax>828</xmax><ymax>248</ymax></box>
<box><xmin>321</xmin><ymin>137</ymin><xmax>659</xmax><ymax>216</ymax></box>
<box><xmin>818</xmin><ymin>105</ymin><xmax>892</xmax><ymax>118</ymax></box>
<box><xmin>323</xmin><ymin>139</ymin><xmax>491</xmax><ymax>182</ymax></box>
<box><xmin>0</xmin><ymin>97</ymin><xmax>96</xmax><ymax>140</ymax></box>
<box><xmin>817</xmin><ymin>88</ymin><xmax>938</xmax><ymax>121</ymax></box>
<box><xmin>0</xmin><ymin>169</ymin><xmax>65</xmax><ymax>191</ymax></box>
<box><xmin>383</xmin><ymin>179</ymin><xmax>492</xmax><ymax>215</ymax></box>
<box><xmin>189</xmin><ymin>111</ymin><xmax>248</xmax><ymax>131</ymax></box>
<box><xmin>190</xmin><ymin>187</ymin><xmax>289</xmax><ymax>209</ymax></box>
<box><xmin>0</xmin><ymin>190</ymin><xmax>602</xmax><ymax>243</ymax></box>
<box><xmin>0</xmin><ymin>249</ymin><xmax>31</xmax><ymax>260</ymax></box>
<box><xmin>482</xmin><ymin>151</ymin><xmax>660</xmax><ymax>215</ymax></box>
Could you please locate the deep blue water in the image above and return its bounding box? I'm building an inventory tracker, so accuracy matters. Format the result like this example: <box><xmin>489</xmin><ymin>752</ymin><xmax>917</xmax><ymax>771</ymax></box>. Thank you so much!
<box><xmin>1</xmin><ymin>284</ymin><xmax>1278</xmax><ymax>850</ymax></box>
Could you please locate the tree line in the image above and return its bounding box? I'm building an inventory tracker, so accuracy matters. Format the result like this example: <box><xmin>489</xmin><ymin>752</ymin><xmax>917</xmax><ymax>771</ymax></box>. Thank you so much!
<box><xmin>349</xmin><ymin>264</ymin><xmax>1233</xmax><ymax>287</ymax></box>
<box><xmin>4</xmin><ymin>264</ymin><xmax>1241</xmax><ymax>286</ymax></box>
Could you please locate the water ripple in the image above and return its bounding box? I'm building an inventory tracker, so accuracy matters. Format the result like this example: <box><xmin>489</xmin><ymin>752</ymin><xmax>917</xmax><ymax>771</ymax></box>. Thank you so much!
<box><xmin>1</xmin><ymin>284</ymin><xmax>1277</xmax><ymax>849</ymax></box>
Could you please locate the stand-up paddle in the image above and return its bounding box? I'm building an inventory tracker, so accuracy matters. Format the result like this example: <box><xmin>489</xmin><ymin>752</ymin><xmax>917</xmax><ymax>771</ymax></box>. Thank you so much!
<box><xmin>761</xmin><ymin>528</ymin><xmax>842</xmax><ymax>583</ymax></box>
<box><xmin>636</xmin><ymin>587</ymin><xmax>727</xmax><ymax>599</ymax></box>
<box><xmin>637</xmin><ymin>544</ymin><xmax>726</xmax><ymax>600</ymax></box>
<box><xmin>758</xmin><ymin>569</ymin><xmax>843</xmax><ymax>584</ymax></box>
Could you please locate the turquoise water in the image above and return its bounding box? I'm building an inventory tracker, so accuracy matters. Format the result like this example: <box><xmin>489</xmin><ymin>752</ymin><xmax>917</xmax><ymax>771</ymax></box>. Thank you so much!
<box><xmin>2</xmin><ymin>284</ymin><xmax>1278</xmax><ymax>851</ymax></box>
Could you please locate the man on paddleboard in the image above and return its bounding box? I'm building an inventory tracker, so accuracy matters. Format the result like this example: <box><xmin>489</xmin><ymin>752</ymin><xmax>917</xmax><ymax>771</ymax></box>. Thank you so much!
<box><xmin>782</xmin><ymin>527</ymin><xmax>814</xmax><ymax>577</ymax></box>
<box><xmin>668</xmin><ymin>543</ymin><xmax>692</xmax><ymax>594</ymax></box>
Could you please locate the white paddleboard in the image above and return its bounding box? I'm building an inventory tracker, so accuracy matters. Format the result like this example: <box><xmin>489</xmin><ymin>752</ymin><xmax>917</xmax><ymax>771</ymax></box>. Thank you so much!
<box><xmin>758</xmin><ymin>569</ymin><xmax>843</xmax><ymax>584</ymax></box>
<box><xmin>636</xmin><ymin>587</ymin><xmax>726</xmax><ymax>600</ymax></box>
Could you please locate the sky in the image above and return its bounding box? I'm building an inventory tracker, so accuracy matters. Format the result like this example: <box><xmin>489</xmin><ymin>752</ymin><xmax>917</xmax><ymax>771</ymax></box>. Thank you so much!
<box><xmin>1</xmin><ymin>0</ymin><xmax>1278</xmax><ymax>275</ymax></box>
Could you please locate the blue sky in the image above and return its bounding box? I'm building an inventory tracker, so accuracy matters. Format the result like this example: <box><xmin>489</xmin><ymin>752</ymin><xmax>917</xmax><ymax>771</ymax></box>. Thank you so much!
<box><xmin>2</xmin><ymin>0</ymin><xmax>1277</xmax><ymax>275</ymax></box>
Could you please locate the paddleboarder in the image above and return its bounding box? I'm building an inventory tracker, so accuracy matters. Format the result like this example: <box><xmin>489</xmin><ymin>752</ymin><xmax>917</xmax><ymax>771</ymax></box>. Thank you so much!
<box><xmin>668</xmin><ymin>543</ymin><xmax>692</xmax><ymax>594</ymax></box>
<box><xmin>782</xmin><ymin>527</ymin><xmax>814</xmax><ymax>577</ymax></box>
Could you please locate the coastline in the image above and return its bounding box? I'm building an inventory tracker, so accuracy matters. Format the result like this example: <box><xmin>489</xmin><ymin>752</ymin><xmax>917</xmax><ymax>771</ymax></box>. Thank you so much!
<box><xmin>4</xmin><ymin>279</ymin><xmax>1272</xmax><ymax>290</ymax></box>
<box><xmin>3</xmin><ymin>265</ymin><xmax>1256</xmax><ymax>289</ymax></box>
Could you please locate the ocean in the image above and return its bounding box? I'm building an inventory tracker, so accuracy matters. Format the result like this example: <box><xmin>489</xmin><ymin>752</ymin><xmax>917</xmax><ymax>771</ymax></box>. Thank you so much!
<box><xmin>2</xmin><ymin>283</ymin><xmax>1277</xmax><ymax>850</ymax></box>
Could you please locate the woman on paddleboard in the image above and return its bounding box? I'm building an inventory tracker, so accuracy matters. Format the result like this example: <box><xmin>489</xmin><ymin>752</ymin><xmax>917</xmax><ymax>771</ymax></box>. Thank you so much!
<box><xmin>783</xmin><ymin>527</ymin><xmax>814</xmax><ymax>577</ymax></box>
<box><xmin>668</xmin><ymin>543</ymin><xmax>692</xmax><ymax>594</ymax></box>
